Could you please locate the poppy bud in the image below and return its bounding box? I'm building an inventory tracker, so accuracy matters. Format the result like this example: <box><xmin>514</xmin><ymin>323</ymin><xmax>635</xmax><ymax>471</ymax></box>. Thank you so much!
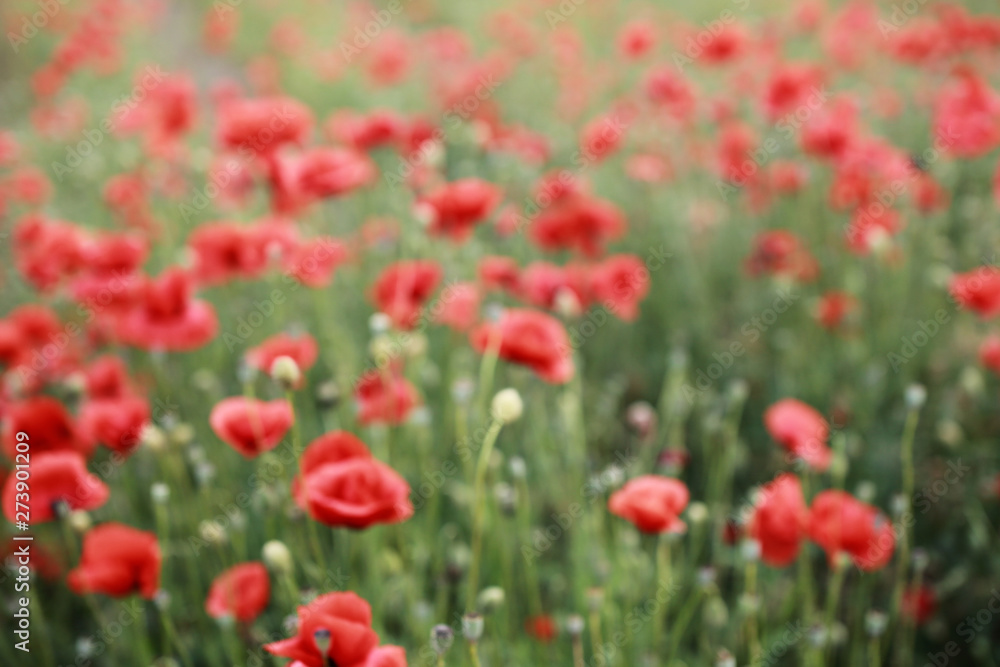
<box><xmin>705</xmin><ymin>597</ymin><xmax>728</xmax><ymax>627</ymax></box>
<box><xmin>430</xmin><ymin>624</ymin><xmax>454</xmax><ymax>656</ymax></box>
<box><xmin>369</xmin><ymin>334</ymin><xmax>397</xmax><ymax>362</ymax></box>
<box><xmin>405</xmin><ymin>332</ymin><xmax>428</xmax><ymax>357</ymax></box>
<box><xmin>494</xmin><ymin>482</ymin><xmax>517</xmax><ymax>516</ymax></box>
<box><xmin>369</xmin><ymin>312</ymin><xmax>392</xmax><ymax>334</ymax></box>
<box><xmin>262</xmin><ymin>540</ymin><xmax>293</xmax><ymax>573</ymax></box>
<box><xmin>199</xmin><ymin>520</ymin><xmax>227</xmax><ymax>544</ymax></box>
<box><xmin>462</xmin><ymin>612</ymin><xmax>484</xmax><ymax>642</ymax></box>
<box><xmin>865</xmin><ymin>610</ymin><xmax>887</xmax><ymax>637</ymax></box>
<box><xmin>554</xmin><ymin>288</ymin><xmax>583</xmax><ymax>317</ymax></box>
<box><xmin>715</xmin><ymin>649</ymin><xmax>736</xmax><ymax>667</ymax></box>
<box><xmin>905</xmin><ymin>384</ymin><xmax>927</xmax><ymax>410</ymax></box>
<box><xmin>477</xmin><ymin>586</ymin><xmax>505</xmax><ymax>613</ymax></box>
<box><xmin>315</xmin><ymin>380</ymin><xmax>341</xmax><ymax>410</ymax></box>
<box><xmin>491</xmin><ymin>388</ymin><xmax>523</xmax><ymax>424</ymax></box>
<box><xmin>509</xmin><ymin>456</ymin><xmax>527</xmax><ymax>480</ymax></box>
<box><xmin>625</xmin><ymin>401</ymin><xmax>656</xmax><ymax>439</ymax></box>
<box><xmin>141</xmin><ymin>424</ymin><xmax>168</xmax><ymax>452</ymax></box>
<box><xmin>566</xmin><ymin>615</ymin><xmax>584</xmax><ymax>637</ymax></box>
<box><xmin>151</xmin><ymin>483</ymin><xmax>170</xmax><ymax>505</ymax></box>
<box><xmin>936</xmin><ymin>420</ymin><xmax>963</xmax><ymax>448</ymax></box>
<box><xmin>451</xmin><ymin>378</ymin><xmax>476</xmax><ymax>404</ymax></box>
<box><xmin>170</xmin><ymin>423</ymin><xmax>195</xmax><ymax>447</ymax></box>
<box><xmin>154</xmin><ymin>590</ymin><xmax>171</xmax><ymax>611</ymax></box>
<box><xmin>740</xmin><ymin>539</ymin><xmax>762</xmax><ymax>563</ymax></box>
<box><xmin>270</xmin><ymin>355</ymin><xmax>301</xmax><ymax>391</ymax></box>
<box><xmin>586</xmin><ymin>587</ymin><xmax>604</xmax><ymax>612</ymax></box>
<box><xmin>687</xmin><ymin>501</ymin><xmax>709</xmax><ymax>524</ymax></box>
<box><xmin>912</xmin><ymin>548</ymin><xmax>929</xmax><ymax>573</ymax></box>
<box><xmin>68</xmin><ymin>510</ymin><xmax>92</xmax><ymax>533</ymax></box>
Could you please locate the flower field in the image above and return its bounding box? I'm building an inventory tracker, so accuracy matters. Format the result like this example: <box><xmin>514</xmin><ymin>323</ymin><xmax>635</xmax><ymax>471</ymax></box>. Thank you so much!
<box><xmin>2</xmin><ymin>0</ymin><xmax>1000</xmax><ymax>666</ymax></box>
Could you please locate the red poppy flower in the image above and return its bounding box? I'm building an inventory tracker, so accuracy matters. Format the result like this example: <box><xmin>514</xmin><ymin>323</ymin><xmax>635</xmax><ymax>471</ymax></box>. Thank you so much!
<box><xmin>116</xmin><ymin>268</ymin><xmax>218</xmax><ymax>351</ymax></box>
<box><xmin>761</xmin><ymin>63</ymin><xmax>823</xmax><ymax>122</ymax></box>
<box><xmin>188</xmin><ymin>222</ymin><xmax>272</xmax><ymax>286</ymax></box>
<box><xmin>589</xmin><ymin>254</ymin><xmax>651</xmax><ymax>321</ymax></box>
<box><xmin>808</xmin><ymin>490</ymin><xmax>894</xmax><ymax>571</ymax></box>
<box><xmin>470</xmin><ymin>308</ymin><xmax>574</xmax><ymax>384</ymax></box>
<box><xmin>294</xmin><ymin>431</ymin><xmax>413</xmax><ymax>529</ymax></box>
<box><xmin>3</xmin><ymin>451</ymin><xmax>109</xmax><ymax>524</ymax></box>
<box><xmin>514</xmin><ymin>262</ymin><xmax>584</xmax><ymax>314</ymax></box>
<box><xmin>608</xmin><ymin>475</ymin><xmax>690</xmax><ymax>534</ymax></box>
<box><xmin>209</xmin><ymin>397</ymin><xmax>294</xmax><ymax>458</ymax></box>
<box><xmin>902</xmin><ymin>585</ymin><xmax>936</xmax><ymax>625</ymax></box>
<box><xmin>618</xmin><ymin>21</ymin><xmax>655</xmax><ymax>59</ymax></box>
<box><xmin>800</xmin><ymin>96</ymin><xmax>857</xmax><ymax>160</ymax></box>
<box><xmin>298</xmin><ymin>147</ymin><xmax>377</xmax><ymax>199</ymax></box>
<box><xmin>769</xmin><ymin>160</ymin><xmax>809</xmax><ymax>194</ymax></box>
<box><xmin>2</xmin><ymin>396</ymin><xmax>93</xmax><ymax>460</ymax></box>
<box><xmin>325</xmin><ymin>109</ymin><xmax>406</xmax><ymax>151</ymax></box>
<box><xmin>744</xmin><ymin>230</ymin><xmax>818</xmax><ymax>282</ymax></box>
<box><xmin>526</xmin><ymin>615</ymin><xmax>558</xmax><ymax>642</ymax></box>
<box><xmin>933</xmin><ymin>68</ymin><xmax>1000</xmax><ymax>158</ymax></box>
<box><xmin>78</xmin><ymin>395</ymin><xmax>150</xmax><ymax>454</ymax></box>
<box><xmin>370</xmin><ymin>260</ymin><xmax>442</xmax><ymax>330</ymax></box>
<box><xmin>580</xmin><ymin>113</ymin><xmax>627</xmax><ymax>163</ymax></box>
<box><xmin>478</xmin><ymin>256</ymin><xmax>521</xmax><ymax>293</ymax></box>
<box><xmin>764</xmin><ymin>399</ymin><xmax>832</xmax><ymax>471</ymax></box>
<box><xmin>432</xmin><ymin>282</ymin><xmax>480</xmax><ymax>331</ymax></box>
<box><xmin>846</xmin><ymin>205</ymin><xmax>901</xmax><ymax>255</ymax></box>
<box><xmin>68</xmin><ymin>523</ymin><xmax>161</xmax><ymax>598</ymax></box>
<box><xmin>283</xmin><ymin>237</ymin><xmax>349</xmax><ymax>288</ymax></box>
<box><xmin>81</xmin><ymin>232</ymin><xmax>149</xmax><ymax>278</ymax></box>
<box><xmin>529</xmin><ymin>193</ymin><xmax>626</xmax><ymax>258</ymax></box>
<box><xmin>419</xmin><ymin>178</ymin><xmax>502</xmax><ymax>241</ymax></box>
<box><xmin>364</xmin><ymin>646</ymin><xmax>407</xmax><ymax>667</ymax></box>
<box><xmin>83</xmin><ymin>355</ymin><xmax>135</xmax><ymax>400</ymax></box>
<box><xmin>216</xmin><ymin>96</ymin><xmax>313</xmax><ymax>155</ymax></box>
<box><xmin>246</xmin><ymin>333</ymin><xmax>319</xmax><ymax>385</ymax></box>
<box><xmin>13</xmin><ymin>214</ymin><xmax>87</xmax><ymax>292</ymax></box>
<box><xmin>979</xmin><ymin>335</ymin><xmax>1000</xmax><ymax>375</ymax></box>
<box><xmin>950</xmin><ymin>266</ymin><xmax>1000</xmax><ymax>318</ymax></box>
<box><xmin>0</xmin><ymin>305</ymin><xmax>80</xmax><ymax>385</ymax></box>
<box><xmin>698</xmin><ymin>23</ymin><xmax>748</xmax><ymax>64</ymax></box>
<box><xmin>264</xmin><ymin>591</ymin><xmax>380</xmax><ymax>667</ymax></box>
<box><xmin>747</xmin><ymin>474</ymin><xmax>808</xmax><ymax>567</ymax></box>
<box><xmin>816</xmin><ymin>291</ymin><xmax>856</xmax><ymax>330</ymax></box>
<box><xmin>643</xmin><ymin>66</ymin><xmax>696</xmax><ymax>121</ymax></box>
<box><xmin>8</xmin><ymin>166</ymin><xmax>51</xmax><ymax>205</ymax></box>
<box><xmin>206</xmin><ymin>562</ymin><xmax>271</xmax><ymax>622</ymax></box>
<box><xmin>354</xmin><ymin>367</ymin><xmax>420</xmax><ymax>426</ymax></box>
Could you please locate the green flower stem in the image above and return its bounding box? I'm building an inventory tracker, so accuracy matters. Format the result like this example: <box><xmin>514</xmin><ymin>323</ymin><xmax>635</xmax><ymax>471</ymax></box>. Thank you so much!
<box><xmin>467</xmin><ymin>419</ymin><xmax>503</xmax><ymax>612</ymax></box>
